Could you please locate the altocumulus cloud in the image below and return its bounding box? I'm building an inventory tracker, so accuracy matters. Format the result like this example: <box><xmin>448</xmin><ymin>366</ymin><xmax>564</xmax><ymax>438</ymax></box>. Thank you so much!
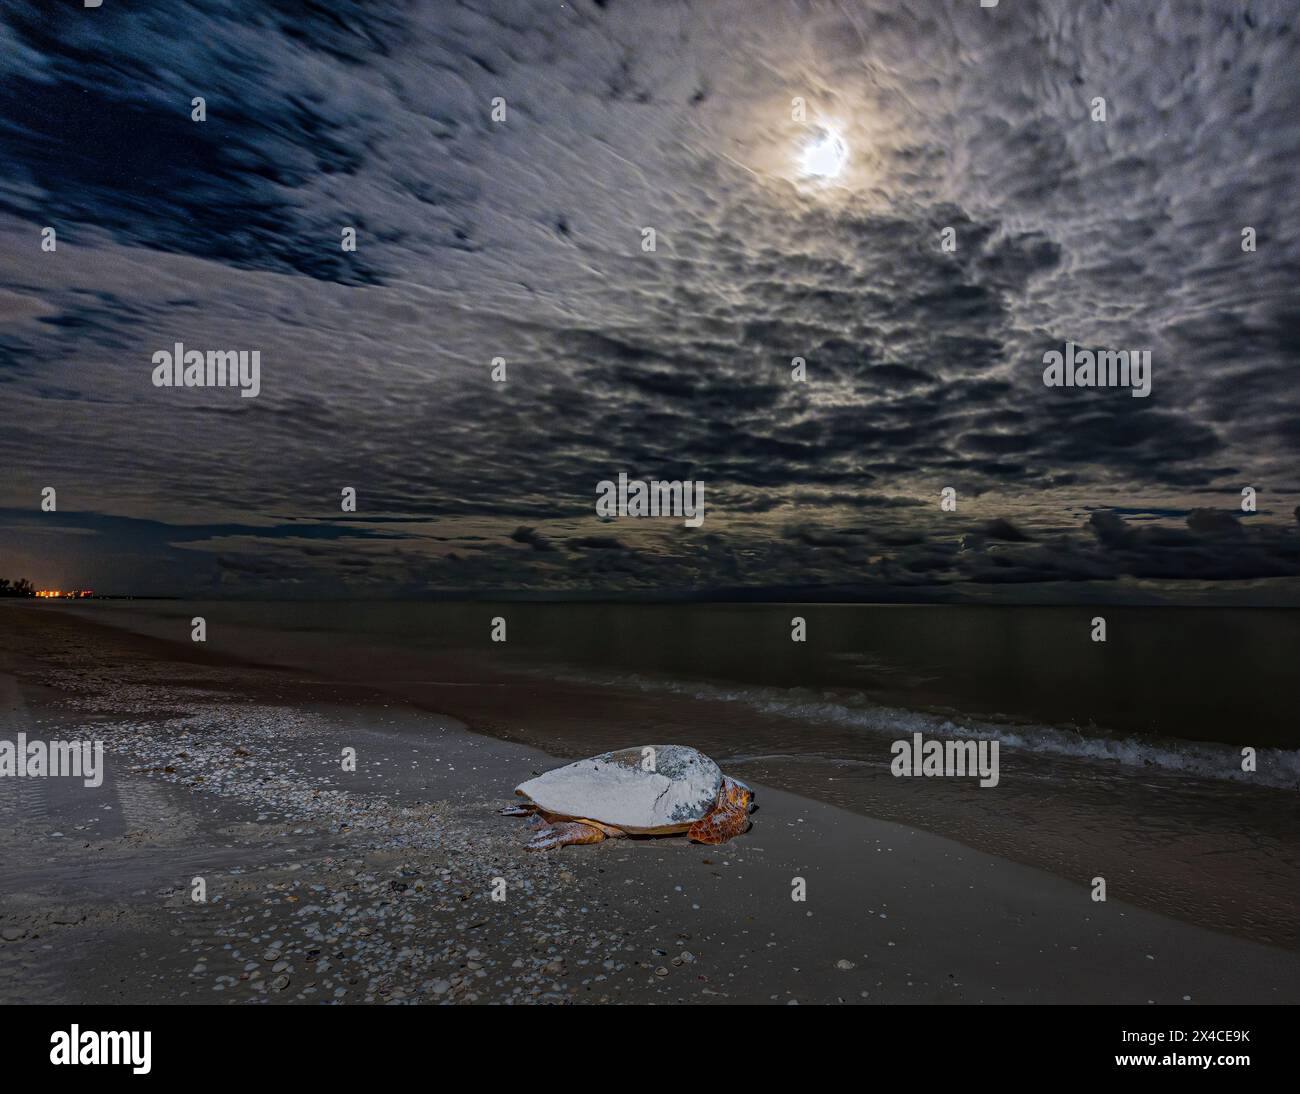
<box><xmin>0</xmin><ymin>0</ymin><xmax>1297</xmax><ymax>599</ymax></box>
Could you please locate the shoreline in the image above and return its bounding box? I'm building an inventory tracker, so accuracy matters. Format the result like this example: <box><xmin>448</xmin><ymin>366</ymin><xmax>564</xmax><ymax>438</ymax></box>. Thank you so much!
<box><xmin>26</xmin><ymin>599</ymin><xmax>1300</xmax><ymax>952</ymax></box>
<box><xmin>2</xmin><ymin>603</ymin><xmax>1298</xmax><ymax>1004</ymax></box>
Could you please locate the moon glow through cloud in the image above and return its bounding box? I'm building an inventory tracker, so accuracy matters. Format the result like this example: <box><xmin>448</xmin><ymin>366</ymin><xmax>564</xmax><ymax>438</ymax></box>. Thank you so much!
<box><xmin>801</xmin><ymin>127</ymin><xmax>849</xmax><ymax>178</ymax></box>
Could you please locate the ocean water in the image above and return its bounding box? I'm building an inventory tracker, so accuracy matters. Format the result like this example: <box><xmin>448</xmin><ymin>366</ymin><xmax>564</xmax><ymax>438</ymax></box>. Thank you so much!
<box><xmin>58</xmin><ymin>600</ymin><xmax>1300</xmax><ymax>785</ymax></box>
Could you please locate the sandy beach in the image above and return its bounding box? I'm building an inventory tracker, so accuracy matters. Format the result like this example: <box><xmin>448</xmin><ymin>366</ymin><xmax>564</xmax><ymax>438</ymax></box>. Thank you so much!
<box><xmin>1</xmin><ymin>601</ymin><xmax>1296</xmax><ymax>1006</ymax></box>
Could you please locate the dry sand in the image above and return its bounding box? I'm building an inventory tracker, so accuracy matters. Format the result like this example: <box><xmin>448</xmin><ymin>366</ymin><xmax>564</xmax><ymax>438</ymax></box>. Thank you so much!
<box><xmin>1</xmin><ymin>603</ymin><xmax>1296</xmax><ymax>1005</ymax></box>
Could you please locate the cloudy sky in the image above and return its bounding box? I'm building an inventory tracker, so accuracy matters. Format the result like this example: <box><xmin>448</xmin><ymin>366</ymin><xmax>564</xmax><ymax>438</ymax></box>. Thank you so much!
<box><xmin>1</xmin><ymin>0</ymin><xmax>1297</xmax><ymax>600</ymax></box>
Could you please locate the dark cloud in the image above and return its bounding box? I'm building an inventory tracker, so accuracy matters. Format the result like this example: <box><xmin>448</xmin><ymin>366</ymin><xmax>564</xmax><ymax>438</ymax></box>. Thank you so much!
<box><xmin>509</xmin><ymin>526</ymin><xmax>555</xmax><ymax>552</ymax></box>
<box><xmin>982</xmin><ymin>519</ymin><xmax>1033</xmax><ymax>543</ymax></box>
<box><xmin>568</xmin><ymin>535</ymin><xmax>627</xmax><ymax>550</ymax></box>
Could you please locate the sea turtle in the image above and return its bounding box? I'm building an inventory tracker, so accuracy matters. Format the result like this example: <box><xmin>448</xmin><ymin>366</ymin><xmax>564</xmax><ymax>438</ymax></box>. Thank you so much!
<box><xmin>500</xmin><ymin>744</ymin><xmax>754</xmax><ymax>850</ymax></box>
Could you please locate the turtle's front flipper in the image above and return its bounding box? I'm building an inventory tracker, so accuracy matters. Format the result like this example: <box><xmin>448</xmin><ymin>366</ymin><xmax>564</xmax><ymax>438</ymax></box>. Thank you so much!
<box><xmin>525</xmin><ymin>821</ymin><xmax>606</xmax><ymax>851</ymax></box>
<box><xmin>498</xmin><ymin>804</ymin><xmax>533</xmax><ymax>817</ymax></box>
<box><xmin>688</xmin><ymin>776</ymin><xmax>754</xmax><ymax>845</ymax></box>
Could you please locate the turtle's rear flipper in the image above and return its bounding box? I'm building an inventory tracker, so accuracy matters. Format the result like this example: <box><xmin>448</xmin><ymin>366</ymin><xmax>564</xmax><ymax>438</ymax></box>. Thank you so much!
<box><xmin>498</xmin><ymin>804</ymin><xmax>533</xmax><ymax>817</ymax></box>
<box><xmin>525</xmin><ymin>821</ymin><xmax>606</xmax><ymax>851</ymax></box>
<box><xmin>688</xmin><ymin>776</ymin><xmax>754</xmax><ymax>845</ymax></box>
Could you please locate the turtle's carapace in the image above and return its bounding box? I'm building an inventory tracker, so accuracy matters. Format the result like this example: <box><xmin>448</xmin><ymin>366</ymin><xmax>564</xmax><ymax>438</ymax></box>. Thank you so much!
<box><xmin>501</xmin><ymin>746</ymin><xmax>755</xmax><ymax>850</ymax></box>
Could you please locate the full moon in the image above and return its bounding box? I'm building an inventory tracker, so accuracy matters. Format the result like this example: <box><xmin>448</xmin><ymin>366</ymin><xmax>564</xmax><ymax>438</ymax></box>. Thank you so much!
<box><xmin>801</xmin><ymin>127</ymin><xmax>848</xmax><ymax>178</ymax></box>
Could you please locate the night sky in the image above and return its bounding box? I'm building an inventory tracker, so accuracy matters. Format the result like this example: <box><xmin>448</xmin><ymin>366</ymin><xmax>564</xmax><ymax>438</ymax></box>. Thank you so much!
<box><xmin>1</xmin><ymin>0</ymin><xmax>1298</xmax><ymax>601</ymax></box>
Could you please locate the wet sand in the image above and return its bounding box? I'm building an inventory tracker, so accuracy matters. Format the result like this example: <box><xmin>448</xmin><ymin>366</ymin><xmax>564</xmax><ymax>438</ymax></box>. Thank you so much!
<box><xmin>1</xmin><ymin>602</ymin><xmax>1297</xmax><ymax>1004</ymax></box>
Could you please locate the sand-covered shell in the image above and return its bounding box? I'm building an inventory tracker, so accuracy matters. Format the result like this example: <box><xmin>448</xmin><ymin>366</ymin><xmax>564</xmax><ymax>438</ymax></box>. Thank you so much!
<box><xmin>515</xmin><ymin>745</ymin><xmax>723</xmax><ymax>833</ymax></box>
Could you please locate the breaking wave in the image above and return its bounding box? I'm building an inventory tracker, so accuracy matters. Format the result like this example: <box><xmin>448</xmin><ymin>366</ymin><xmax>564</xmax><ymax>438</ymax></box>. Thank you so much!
<box><xmin>534</xmin><ymin>668</ymin><xmax>1300</xmax><ymax>791</ymax></box>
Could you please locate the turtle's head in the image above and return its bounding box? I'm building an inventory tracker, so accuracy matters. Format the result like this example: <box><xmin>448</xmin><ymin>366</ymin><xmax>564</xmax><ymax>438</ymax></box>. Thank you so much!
<box><xmin>722</xmin><ymin>775</ymin><xmax>755</xmax><ymax>813</ymax></box>
<box><xmin>689</xmin><ymin>775</ymin><xmax>756</xmax><ymax>844</ymax></box>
